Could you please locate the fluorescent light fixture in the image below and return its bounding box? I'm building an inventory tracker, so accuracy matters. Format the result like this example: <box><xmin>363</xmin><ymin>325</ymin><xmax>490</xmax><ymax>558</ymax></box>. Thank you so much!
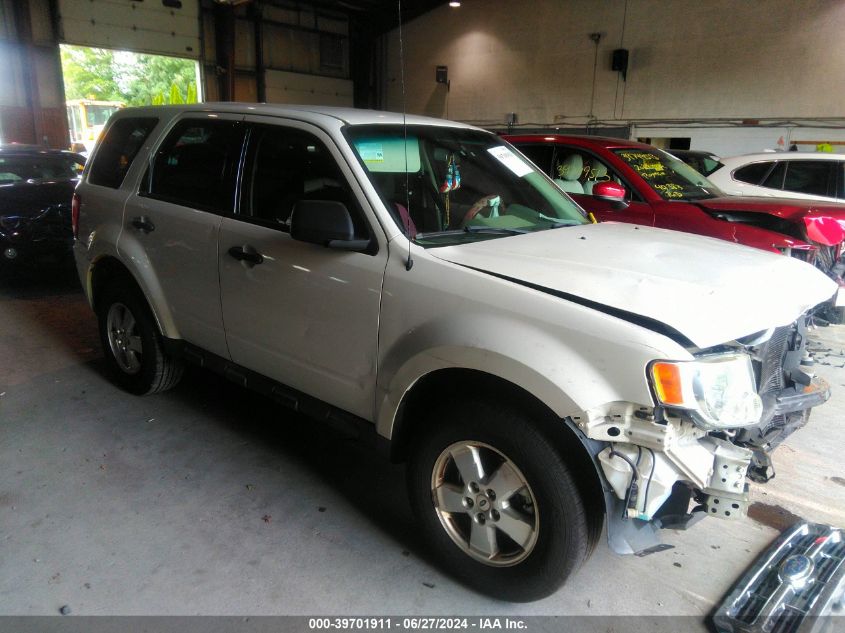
<box><xmin>449</xmin><ymin>1</ymin><xmax>461</xmax><ymax>7</ymax></box>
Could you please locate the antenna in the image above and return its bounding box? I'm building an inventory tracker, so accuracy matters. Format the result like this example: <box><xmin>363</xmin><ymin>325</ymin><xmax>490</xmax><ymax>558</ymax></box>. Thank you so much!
<box><xmin>397</xmin><ymin>0</ymin><xmax>413</xmax><ymax>271</ymax></box>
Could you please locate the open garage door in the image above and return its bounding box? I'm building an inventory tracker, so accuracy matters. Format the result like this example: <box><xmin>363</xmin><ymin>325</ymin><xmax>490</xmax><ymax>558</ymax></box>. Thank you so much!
<box><xmin>57</xmin><ymin>0</ymin><xmax>200</xmax><ymax>59</ymax></box>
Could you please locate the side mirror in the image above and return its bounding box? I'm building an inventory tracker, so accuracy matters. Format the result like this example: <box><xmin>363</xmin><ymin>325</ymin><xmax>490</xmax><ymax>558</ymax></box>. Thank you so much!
<box><xmin>592</xmin><ymin>181</ymin><xmax>629</xmax><ymax>210</ymax></box>
<box><xmin>290</xmin><ymin>200</ymin><xmax>369</xmax><ymax>251</ymax></box>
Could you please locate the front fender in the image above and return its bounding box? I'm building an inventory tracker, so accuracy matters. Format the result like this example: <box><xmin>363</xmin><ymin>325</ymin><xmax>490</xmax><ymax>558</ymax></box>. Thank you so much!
<box><xmin>375</xmin><ymin>342</ymin><xmax>583</xmax><ymax>439</ymax></box>
<box><xmin>375</xmin><ymin>250</ymin><xmax>691</xmax><ymax>439</ymax></box>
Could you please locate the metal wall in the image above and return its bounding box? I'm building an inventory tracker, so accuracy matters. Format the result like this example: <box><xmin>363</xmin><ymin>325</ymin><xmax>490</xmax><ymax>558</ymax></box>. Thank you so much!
<box><xmin>0</xmin><ymin>0</ymin><xmax>358</xmax><ymax>146</ymax></box>
<box><xmin>0</xmin><ymin>0</ymin><xmax>67</xmax><ymax>147</ymax></box>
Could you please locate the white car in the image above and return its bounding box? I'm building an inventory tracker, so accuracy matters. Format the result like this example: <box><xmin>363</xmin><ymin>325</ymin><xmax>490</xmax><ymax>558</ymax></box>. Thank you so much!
<box><xmin>72</xmin><ymin>104</ymin><xmax>836</xmax><ymax>602</ymax></box>
<box><xmin>708</xmin><ymin>152</ymin><xmax>845</xmax><ymax>203</ymax></box>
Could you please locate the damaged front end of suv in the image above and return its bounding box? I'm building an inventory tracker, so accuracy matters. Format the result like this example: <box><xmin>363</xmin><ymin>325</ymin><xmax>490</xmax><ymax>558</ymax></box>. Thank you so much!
<box><xmin>578</xmin><ymin>316</ymin><xmax>830</xmax><ymax>556</ymax></box>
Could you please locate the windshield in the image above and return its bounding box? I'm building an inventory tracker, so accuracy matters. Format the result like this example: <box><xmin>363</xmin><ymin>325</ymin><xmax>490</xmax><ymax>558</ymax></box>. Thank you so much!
<box><xmin>346</xmin><ymin>125</ymin><xmax>588</xmax><ymax>247</ymax></box>
<box><xmin>0</xmin><ymin>155</ymin><xmax>83</xmax><ymax>185</ymax></box>
<box><xmin>613</xmin><ymin>148</ymin><xmax>723</xmax><ymax>200</ymax></box>
<box><xmin>86</xmin><ymin>105</ymin><xmax>121</xmax><ymax>127</ymax></box>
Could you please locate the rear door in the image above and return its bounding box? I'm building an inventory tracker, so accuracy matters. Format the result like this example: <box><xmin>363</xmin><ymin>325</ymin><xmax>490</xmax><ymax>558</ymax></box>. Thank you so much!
<box><xmin>124</xmin><ymin>113</ymin><xmax>246</xmax><ymax>357</ymax></box>
<box><xmin>217</xmin><ymin>117</ymin><xmax>385</xmax><ymax>420</ymax></box>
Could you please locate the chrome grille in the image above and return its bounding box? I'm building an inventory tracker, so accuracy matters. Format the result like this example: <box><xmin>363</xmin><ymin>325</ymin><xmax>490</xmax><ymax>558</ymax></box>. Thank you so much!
<box><xmin>713</xmin><ymin>523</ymin><xmax>845</xmax><ymax>633</ymax></box>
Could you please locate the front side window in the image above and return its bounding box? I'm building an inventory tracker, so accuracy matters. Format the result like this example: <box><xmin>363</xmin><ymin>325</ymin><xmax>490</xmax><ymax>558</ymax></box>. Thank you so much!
<box><xmin>551</xmin><ymin>147</ymin><xmax>629</xmax><ymax>198</ymax></box>
<box><xmin>346</xmin><ymin>125</ymin><xmax>587</xmax><ymax>248</ymax></box>
<box><xmin>241</xmin><ymin>125</ymin><xmax>369</xmax><ymax>238</ymax></box>
<box><xmin>88</xmin><ymin>117</ymin><xmax>158</xmax><ymax>189</ymax></box>
<box><xmin>148</xmin><ymin>119</ymin><xmax>244</xmax><ymax>214</ymax></box>
<box><xmin>613</xmin><ymin>148</ymin><xmax>722</xmax><ymax>201</ymax></box>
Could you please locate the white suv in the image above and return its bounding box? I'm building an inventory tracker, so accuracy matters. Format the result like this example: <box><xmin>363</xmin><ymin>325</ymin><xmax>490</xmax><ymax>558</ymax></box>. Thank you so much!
<box><xmin>708</xmin><ymin>152</ymin><xmax>845</xmax><ymax>203</ymax></box>
<box><xmin>73</xmin><ymin>104</ymin><xmax>836</xmax><ymax>601</ymax></box>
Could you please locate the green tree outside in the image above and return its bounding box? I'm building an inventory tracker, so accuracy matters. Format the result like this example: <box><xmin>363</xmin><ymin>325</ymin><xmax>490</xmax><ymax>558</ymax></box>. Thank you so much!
<box><xmin>60</xmin><ymin>44</ymin><xmax>199</xmax><ymax>106</ymax></box>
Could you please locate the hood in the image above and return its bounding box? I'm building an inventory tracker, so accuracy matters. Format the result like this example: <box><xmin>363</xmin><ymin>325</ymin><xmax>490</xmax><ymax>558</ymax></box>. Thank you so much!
<box><xmin>430</xmin><ymin>222</ymin><xmax>836</xmax><ymax>349</ymax></box>
<box><xmin>697</xmin><ymin>195</ymin><xmax>845</xmax><ymax>221</ymax></box>
<box><xmin>0</xmin><ymin>180</ymin><xmax>76</xmax><ymax>218</ymax></box>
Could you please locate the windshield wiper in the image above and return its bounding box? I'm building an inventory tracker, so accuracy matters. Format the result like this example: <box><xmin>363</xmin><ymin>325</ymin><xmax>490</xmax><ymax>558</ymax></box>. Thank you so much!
<box><xmin>544</xmin><ymin>220</ymin><xmax>582</xmax><ymax>228</ymax></box>
<box><xmin>463</xmin><ymin>225</ymin><xmax>529</xmax><ymax>235</ymax></box>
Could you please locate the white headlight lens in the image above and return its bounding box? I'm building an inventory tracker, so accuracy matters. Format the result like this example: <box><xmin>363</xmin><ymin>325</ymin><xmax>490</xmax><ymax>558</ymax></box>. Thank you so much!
<box><xmin>650</xmin><ymin>354</ymin><xmax>762</xmax><ymax>429</ymax></box>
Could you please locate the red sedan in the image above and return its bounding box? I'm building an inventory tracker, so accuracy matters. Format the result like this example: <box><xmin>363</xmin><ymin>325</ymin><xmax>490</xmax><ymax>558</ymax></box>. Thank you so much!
<box><xmin>506</xmin><ymin>135</ymin><xmax>845</xmax><ymax>284</ymax></box>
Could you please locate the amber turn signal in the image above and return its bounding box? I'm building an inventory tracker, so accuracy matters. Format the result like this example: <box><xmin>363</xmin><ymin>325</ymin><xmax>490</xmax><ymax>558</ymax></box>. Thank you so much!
<box><xmin>651</xmin><ymin>362</ymin><xmax>684</xmax><ymax>405</ymax></box>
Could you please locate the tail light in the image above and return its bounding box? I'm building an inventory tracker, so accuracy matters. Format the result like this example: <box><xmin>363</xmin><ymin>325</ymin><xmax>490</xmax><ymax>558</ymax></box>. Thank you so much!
<box><xmin>71</xmin><ymin>193</ymin><xmax>80</xmax><ymax>240</ymax></box>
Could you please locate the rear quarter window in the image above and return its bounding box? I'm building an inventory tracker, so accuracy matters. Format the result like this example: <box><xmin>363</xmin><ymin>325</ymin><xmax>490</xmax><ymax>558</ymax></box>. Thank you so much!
<box><xmin>733</xmin><ymin>161</ymin><xmax>774</xmax><ymax>185</ymax></box>
<box><xmin>88</xmin><ymin>117</ymin><xmax>158</xmax><ymax>189</ymax></box>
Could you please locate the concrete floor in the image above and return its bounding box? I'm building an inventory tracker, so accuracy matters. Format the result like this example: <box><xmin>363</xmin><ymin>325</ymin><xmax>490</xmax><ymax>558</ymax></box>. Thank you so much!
<box><xmin>1</xmin><ymin>264</ymin><xmax>844</xmax><ymax>623</ymax></box>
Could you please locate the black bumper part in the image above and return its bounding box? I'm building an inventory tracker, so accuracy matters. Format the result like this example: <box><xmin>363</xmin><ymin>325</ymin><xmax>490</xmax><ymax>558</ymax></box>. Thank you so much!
<box><xmin>775</xmin><ymin>377</ymin><xmax>831</xmax><ymax>416</ymax></box>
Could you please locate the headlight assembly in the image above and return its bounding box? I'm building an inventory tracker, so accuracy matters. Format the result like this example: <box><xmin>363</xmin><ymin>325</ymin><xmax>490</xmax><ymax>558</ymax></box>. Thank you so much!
<box><xmin>649</xmin><ymin>354</ymin><xmax>763</xmax><ymax>429</ymax></box>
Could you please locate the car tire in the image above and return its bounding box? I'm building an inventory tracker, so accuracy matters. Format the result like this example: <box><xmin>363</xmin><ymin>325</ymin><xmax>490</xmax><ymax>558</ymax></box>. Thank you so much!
<box><xmin>407</xmin><ymin>398</ymin><xmax>590</xmax><ymax>602</ymax></box>
<box><xmin>97</xmin><ymin>286</ymin><xmax>183</xmax><ymax>395</ymax></box>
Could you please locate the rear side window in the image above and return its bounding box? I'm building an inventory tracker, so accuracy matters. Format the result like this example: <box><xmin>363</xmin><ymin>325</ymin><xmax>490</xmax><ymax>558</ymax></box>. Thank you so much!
<box><xmin>88</xmin><ymin>117</ymin><xmax>158</xmax><ymax>188</ymax></box>
<box><xmin>783</xmin><ymin>161</ymin><xmax>837</xmax><ymax>197</ymax></box>
<box><xmin>148</xmin><ymin>119</ymin><xmax>245</xmax><ymax>214</ymax></box>
<box><xmin>733</xmin><ymin>161</ymin><xmax>774</xmax><ymax>185</ymax></box>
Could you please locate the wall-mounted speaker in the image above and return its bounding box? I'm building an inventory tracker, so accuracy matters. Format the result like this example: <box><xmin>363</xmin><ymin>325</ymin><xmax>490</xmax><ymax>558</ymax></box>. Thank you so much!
<box><xmin>612</xmin><ymin>48</ymin><xmax>629</xmax><ymax>80</ymax></box>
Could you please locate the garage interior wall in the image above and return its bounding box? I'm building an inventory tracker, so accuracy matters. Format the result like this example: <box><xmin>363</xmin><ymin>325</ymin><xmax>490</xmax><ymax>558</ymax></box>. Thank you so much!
<box><xmin>0</xmin><ymin>0</ymin><xmax>358</xmax><ymax>147</ymax></box>
<box><xmin>382</xmin><ymin>0</ymin><xmax>845</xmax><ymax>154</ymax></box>
<box><xmin>0</xmin><ymin>0</ymin><xmax>67</xmax><ymax>147</ymax></box>
<box><xmin>206</xmin><ymin>1</ymin><xmax>353</xmax><ymax>107</ymax></box>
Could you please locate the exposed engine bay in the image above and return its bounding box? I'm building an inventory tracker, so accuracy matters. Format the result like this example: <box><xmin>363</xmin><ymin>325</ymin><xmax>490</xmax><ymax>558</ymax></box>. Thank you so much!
<box><xmin>576</xmin><ymin>315</ymin><xmax>830</xmax><ymax>554</ymax></box>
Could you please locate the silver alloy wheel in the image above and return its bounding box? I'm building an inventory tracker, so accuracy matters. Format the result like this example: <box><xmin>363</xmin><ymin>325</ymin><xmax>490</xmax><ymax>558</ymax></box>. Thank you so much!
<box><xmin>106</xmin><ymin>302</ymin><xmax>143</xmax><ymax>375</ymax></box>
<box><xmin>431</xmin><ymin>441</ymin><xmax>539</xmax><ymax>567</ymax></box>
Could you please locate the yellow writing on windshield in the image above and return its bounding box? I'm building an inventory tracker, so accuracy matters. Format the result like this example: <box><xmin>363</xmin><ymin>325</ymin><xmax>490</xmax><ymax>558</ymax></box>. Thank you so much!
<box><xmin>653</xmin><ymin>183</ymin><xmax>684</xmax><ymax>198</ymax></box>
<box><xmin>619</xmin><ymin>152</ymin><xmax>667</xmax><ymax>180</ymax></box>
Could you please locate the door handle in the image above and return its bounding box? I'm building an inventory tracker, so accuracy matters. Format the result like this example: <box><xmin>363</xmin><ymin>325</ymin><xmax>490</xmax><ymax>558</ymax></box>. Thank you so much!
<box><xmin>130</xmin><ymin>216</ymin><xmax>155</xmax><ymax>233</ymax></box>
<box><xmin>228</xmin><ymin>245</ymin><xmax>264</xmax><ymax>266</ymax></box>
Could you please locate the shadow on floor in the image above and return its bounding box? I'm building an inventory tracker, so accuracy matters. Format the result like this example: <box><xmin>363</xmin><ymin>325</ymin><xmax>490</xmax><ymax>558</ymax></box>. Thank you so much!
<box><xmin>0</xmin><ymin>259</ymin><xmax>82</xmax><ymax>300</ymax></box>
<box><xmin>159</xmin><ymin>364</ymin><xmax>426</xmax><ymax>562</ymax></box>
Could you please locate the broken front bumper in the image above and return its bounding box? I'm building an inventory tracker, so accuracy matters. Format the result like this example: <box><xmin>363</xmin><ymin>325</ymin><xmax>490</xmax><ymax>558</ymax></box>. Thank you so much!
<box><xmin>774</xmin><ymin>376</ymin><xmax>831</xmax><ymax>418</ymax></box>
<box><xmin>713</xmin><ymin>522</ymin><xmax>845</xmax><ymax>633</ymax></box>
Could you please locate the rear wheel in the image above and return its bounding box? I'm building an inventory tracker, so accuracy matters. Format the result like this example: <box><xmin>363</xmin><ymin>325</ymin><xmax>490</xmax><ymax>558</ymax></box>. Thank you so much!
<box><xmin>97</xmin><ymin>286</ymin><xmax>183</xmax><ymax>395</ymax></box>
<box><xmin>407</xmin><ymin>399</ymin><xmax>590</xmax><ymax>602</ymax></box>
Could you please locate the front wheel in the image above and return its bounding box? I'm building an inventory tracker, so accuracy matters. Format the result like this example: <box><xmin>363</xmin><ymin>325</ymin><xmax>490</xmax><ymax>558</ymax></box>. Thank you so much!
<box><xmin>407</xmin><ymin>400</ymin><xmax>590</xmax><ymax>602</ymax></box>
<box><xmin>97</xmin><ymin>286</ymin><xmax>183</xmax><ymax>395</ymax></box>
